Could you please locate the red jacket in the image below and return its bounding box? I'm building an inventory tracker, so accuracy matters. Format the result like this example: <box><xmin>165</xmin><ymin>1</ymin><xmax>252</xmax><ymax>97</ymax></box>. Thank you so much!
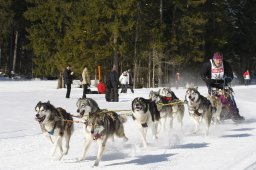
<box><xmin>97</xmin><ymin>82</ymin><xmax>106</xmax><ymax>94</ymax></box>
<box><xmin>243</xmin><ymin>71</ymin><xmax>250</xmax><ymax>79</ymax></box>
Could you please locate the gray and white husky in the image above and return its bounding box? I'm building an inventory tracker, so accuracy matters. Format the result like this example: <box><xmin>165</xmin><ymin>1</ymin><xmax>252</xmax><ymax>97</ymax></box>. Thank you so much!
<box><xmin>149</xmin><ymin>88</ymin><xmax>184</xmax><ymax>130</ymax></box>
<box><xmin>76</xmin><ymin>98</ymin><xmax>128</xmax><ymax>167</ymax></box>
<box><xmin>35</xmin><ymin>101</ymin><xmax>74</xmax><ymax>160</ymax></box>
<box><xmin>185</xmin><ymin>87</ymin><xmax>213</xmax><ymax>135</ymax></box>
<box><xmin>131</xmin><ymin>97</ymin><xmax>160</xmax><ymax>148</ymax></box>
<box><xmin>76</xmin><ymin>98</ymin><xmax>100</xmax><ymax>120</ymax></box>
<box><xmin>208</xmin><ymin>87</ymin><xmax>223</xmax><ymax>124</ymax></box>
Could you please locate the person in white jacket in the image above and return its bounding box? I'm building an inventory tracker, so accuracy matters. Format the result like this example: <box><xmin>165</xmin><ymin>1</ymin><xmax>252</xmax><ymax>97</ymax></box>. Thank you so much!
<box><xmin>119</xmin><ymin>71</ymin><xmax>129</xmax><ymax>93</ymax></box>
<box><xmin>81</xmin><ymin>65</ymin><xmax>90</xmax><ymax>98</ymax></box>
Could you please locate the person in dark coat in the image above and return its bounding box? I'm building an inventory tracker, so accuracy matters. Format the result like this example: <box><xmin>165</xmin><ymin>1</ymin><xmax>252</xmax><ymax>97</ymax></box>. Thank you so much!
<box><xmin>109</xmin><ymin>65</ymin><xmax>119</xmax><ymax>102</ymax></box>
<box><xmin>105</xmin><ymin>73</ymin><xmax>112</xmax><ymax>101</ymax></box>
<box><xmin>63</xmin><ymin>64</ymin><xmax>73</xmax><ymax>98</ymax></box>
<box><xmin>200</xmin><ymin>52</ymin><xmax>244</xmax><ymax>121</ymax></box>
<box><xmin>200</xmin><ymin>52</ymin><xmax>233</xmax><ymax>92</ymax></box>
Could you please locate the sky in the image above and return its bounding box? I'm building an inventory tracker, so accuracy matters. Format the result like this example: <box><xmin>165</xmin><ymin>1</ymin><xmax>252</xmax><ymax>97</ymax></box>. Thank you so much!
<box><xmin>0</xmin><ymin>79</ymin><xmax>256</xmax><ymax>170</ymax></box>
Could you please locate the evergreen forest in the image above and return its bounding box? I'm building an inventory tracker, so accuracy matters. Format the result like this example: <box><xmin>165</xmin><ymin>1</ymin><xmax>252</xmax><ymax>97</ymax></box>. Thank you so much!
<box><xmin>0</xmin><ymin>0</ymin><xmax>256</xmax><ymax>87</ymax></box>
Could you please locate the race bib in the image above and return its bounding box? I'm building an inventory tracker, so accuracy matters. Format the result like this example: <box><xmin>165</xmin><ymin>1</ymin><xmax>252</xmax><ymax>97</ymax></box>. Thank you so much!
<box><xmin>210</xmin><ymin>59</ymin><xmax>224</xmax><ymax>80</ymax></box>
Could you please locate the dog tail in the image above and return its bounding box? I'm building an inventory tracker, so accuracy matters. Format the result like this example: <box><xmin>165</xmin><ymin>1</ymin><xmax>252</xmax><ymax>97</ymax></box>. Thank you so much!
<box><xmin>118</xmin><ymin>114</ymin><xmax>128</xmax><ymax>123</ymax></box>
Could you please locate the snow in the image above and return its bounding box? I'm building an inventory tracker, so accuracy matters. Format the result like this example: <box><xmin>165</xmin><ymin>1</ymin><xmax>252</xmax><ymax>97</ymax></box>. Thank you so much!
<box><xmin>0</xmin><ymin>80</ymin><xmax>256</xmax><ymax>170</ymax></box>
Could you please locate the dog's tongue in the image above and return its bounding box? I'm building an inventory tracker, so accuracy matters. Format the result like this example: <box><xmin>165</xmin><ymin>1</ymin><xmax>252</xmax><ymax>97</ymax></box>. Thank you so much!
<box><xmin>93</xmin><ymin>133</ymin><xmax>101</xmax><ymax>140</ymax></box>
<box><xmin>35</xmin><ymin>115</ymin><xmax>45</xmax><ymax>123</ymax></box>
<box><xmin>80</xmin><ymin>110</ymin><xmax>85</xmax><ymax>116</ymax></box>
<box><xmin>190</xmin><ymin>97</ymin><xmax>195</xmax><ymax>102</ymax></box>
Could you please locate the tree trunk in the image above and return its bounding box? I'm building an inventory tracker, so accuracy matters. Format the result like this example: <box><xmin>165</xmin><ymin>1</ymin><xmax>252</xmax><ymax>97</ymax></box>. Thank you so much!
<box><xmin>0</xmin><ymin>47</ymin><xmax>1</xmax><ymax>68</ymax></box>
<box><xmin>152</xmin><ymin>48</ymin><xmax>156</xmax><ymax>88</ymax></box>
<box><xmin>160</xmin><ymin>0</ymin><xmax>163</xmax><ymax>25</ymax></box>
<box><xmin>133</xmin><ymin>2</ymin><xmax>140</xmax><ymax>89</ymax></box>
<box><xmin>158</xmin><ymin>51</ymin><xmax>162</xmax><ymax>87</ymax></box>
<box><xmin>148</xmin><ymin>54</ymin><xmax>151</xmax><ymax>88</ymax></box>
<box><xmin>12</xmin><ymin>31</ymin><xmax>18</xmax><ymax>73</ymax></box>
<box><xmin>57</xmin><ymin>73</ymin><xmax>64</xmax><ymax>89</ymax></box>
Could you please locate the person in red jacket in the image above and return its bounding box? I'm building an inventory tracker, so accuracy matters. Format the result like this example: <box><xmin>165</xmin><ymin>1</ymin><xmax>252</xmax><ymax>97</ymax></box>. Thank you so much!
<box><xmin>243</xmin><ymin>69</ymin><xmax>250</xmax><ymax>86</ymax></box>
<box><xmin>97</xmin><ymin>79</ymin><xmax>106</xmax><ymax>94</ymax></box>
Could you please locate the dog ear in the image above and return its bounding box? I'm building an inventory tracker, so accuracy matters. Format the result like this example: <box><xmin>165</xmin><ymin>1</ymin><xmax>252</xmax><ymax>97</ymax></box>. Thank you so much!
<box><xmin>47</xmin><ymin>101</ymin><xmax>50</xmax><ymax>104</ymax></box>
<box><xmin>131</xmin><ymin>99</ymin><xmax>135</xmax><ymax>112</ymax></box>
<box><xmin>142</xmin><ymin>98</ymin><xmax>148</xmax><ymax>113</ymax></box>
<box><xmin>195</xmin><ymin>86</ymin><xmax>198</xmax><ymax>90</ymax></box>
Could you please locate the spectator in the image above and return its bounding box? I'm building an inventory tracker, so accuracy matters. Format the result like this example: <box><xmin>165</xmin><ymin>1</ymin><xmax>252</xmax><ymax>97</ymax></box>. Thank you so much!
<box><xmin>81</xmin><ymin>65</ymin><xmax>90</xmax><ymax>98</ymax></box>
<box><xmin>105</xmin><ymin>73</ymin><xmax>112</xmax><ymax>101</ymax></box>
<box><xmin>97</xmin><ymin>79</ymin><xmax>106</xmax><ymax>94</ymax></box>
<box><xmin>127</xmin><ymin>69</ymin><xmax>134</xmax><ymax>93</ymax></box>
<box><xmin>119</xmin><ymin>71</ymin><xmax>128</xmax><ymax>93</ymax></box>
<box><xmin>109</xmin><ymin>65</ymin><xmax>119</xmax><ymax>102</ymax></box>
<box><xmin>63</xmin><ymin>64</ymin><xmax>73</xmax><ymax>98</ymax></box>
<box><xmin>175</xmin><ymin>72</ymin><xmax>181</xmax><ymax>89</ymax></box>
<box><xmin>243</xmin><ymin>69</ymin><xmax>250</xmax><ymax>86</ymax></box>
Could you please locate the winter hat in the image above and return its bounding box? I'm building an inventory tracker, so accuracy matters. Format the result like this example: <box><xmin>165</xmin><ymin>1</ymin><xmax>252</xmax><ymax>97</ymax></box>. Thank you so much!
<box><xmin>213</xmin><ymin>52</ymin><xmax>223</xmax><ymax>60</ymax></box>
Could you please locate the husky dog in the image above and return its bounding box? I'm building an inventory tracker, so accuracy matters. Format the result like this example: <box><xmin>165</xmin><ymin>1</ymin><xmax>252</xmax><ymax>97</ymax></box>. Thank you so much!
<box><xmin>76</xmin><ymin>98</ymin><xmax>128</xmax><ymax>166</ymax></box>
<box><xmin>149</xmin><ymin>90</ymin><xmax>160</xmax><ymax>102</ymax></box>
<box><xmin>150</xmin><ymin>88</ymin><xmax>184</xmax><ymax>130</ymax></box>
<box><xmin>79</xmin><ymin>110</ymin><xmax>128</xmax><ymax>167</ymax></box>
<box><xmin>76</xmin><ymin>98</ymin><xmax>100</xmax><ymax>120</ymax></box>
<box><xmin>35</xmin><ymin>101</ymin><xmax>74</xmax><ymax>160</ymax></box>
<box><xmin>131</xmin><ymin>97</ymin><xmax>160</xmax><ymax>147</ymax></box>
<box><xmin>208</xmin><ymin>87</ymin><xmax>223</xmax><ymax>124</ymax></box>
<box><xmin>185</xmin><ymin>87</ymin><xmax>213</xmax><ymax>135</ymax></box>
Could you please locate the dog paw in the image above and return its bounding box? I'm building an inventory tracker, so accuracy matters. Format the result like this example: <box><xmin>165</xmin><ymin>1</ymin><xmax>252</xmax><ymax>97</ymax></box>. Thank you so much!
<box><xmin>51</xmin><ymin>151</ymin><xmax>56</xmax><ymax>157</ymax></box>
<box><xmin>63</xmin><ymin>149</ymin><xmax>69</xmax><ymax>155</ymax></box>
<box><xmin>152</xmin><ymin>136</ymin><xmax>158</xmax><ymax>140</ymax></box>
<box><xmin>57</xmin><ymin>154</ymin><xmax>64</xmax><ymax>161</ymax></box>
<box><xmin>93</xmin><ymin>160</ymin><xmax>99</xmax><ymax>167</ymax></box>
<box><xmin>123</xmin><ymin>137</ymin><xmax>128</xmax><ymax>142</ymax></box>
<box><xmin>78</xmin><ymin>157</ymin><xmax>84</xmax><ymax>161</ymax></box>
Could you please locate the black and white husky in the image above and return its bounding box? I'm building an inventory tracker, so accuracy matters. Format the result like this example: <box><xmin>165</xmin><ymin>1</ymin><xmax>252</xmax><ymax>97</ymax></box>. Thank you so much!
<box><xmin>149</xmin><ymin>88</ymin><xmax>184</xmax><ymax>130</ymax></box>
<box><xmin>131</xmin><ymin>97</ymin><xmax>160</xmax><ymax>147</ymax></box>
<box><xmin>185</xmin><ymin>87</ymin><xmax>213</xmax><ymax>135</ymax></box>
<box><xmin>35</xmin><ymin>101</ymin><xmax>74</xmax><ymax>160</ymax></box>
<box><xmin>76</xmin><ymin>98</ymin><xmax>128</xmax><ymax>167</ymax></box>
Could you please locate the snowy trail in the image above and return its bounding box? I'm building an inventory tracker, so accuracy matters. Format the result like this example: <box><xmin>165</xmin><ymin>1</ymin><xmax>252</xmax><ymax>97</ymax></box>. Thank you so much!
<box><xmin>0</xmin><ymin>80</ymin><xmax>256</xmax><ymax>170</ymax></box>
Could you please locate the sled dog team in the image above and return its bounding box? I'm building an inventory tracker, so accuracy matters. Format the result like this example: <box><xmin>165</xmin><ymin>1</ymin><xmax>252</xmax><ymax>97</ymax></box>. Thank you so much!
<box><xmin>34</xmin><ymin>85</ymin><xmax>233</xmax><ymax>166</ymax></box>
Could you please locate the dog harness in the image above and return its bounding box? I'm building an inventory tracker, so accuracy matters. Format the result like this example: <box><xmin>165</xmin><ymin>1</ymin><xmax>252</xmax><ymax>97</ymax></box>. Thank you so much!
<box><xmin>40</xmin><ymin>122</ymin><xmax>57</xmax><ymax>135</ymax></box>
<box><xmin>162</xmin><ymin>97</ymin><xmax>173</xmax><ymax>102</ymax></box>
<box><xmin>188</xmin><ymin>100</ymin><xmax>203</xmax><ymax>117</ymax></box>
<box><xmin>48</xmin><ymin>122</ymin><xmax>57</xmax><ymax>135</ymax></box>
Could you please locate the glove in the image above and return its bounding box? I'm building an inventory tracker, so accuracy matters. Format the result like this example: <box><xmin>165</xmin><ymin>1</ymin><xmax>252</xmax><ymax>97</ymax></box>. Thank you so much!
<box><xmin>224</xmin><ymin>77</ymin><xmax>232</xmax><ymax>83</ymax></box>
<box><xmin>205</xmin><ymin>77</ymin><xmax>211</xmax><ymax>85</ymax></box>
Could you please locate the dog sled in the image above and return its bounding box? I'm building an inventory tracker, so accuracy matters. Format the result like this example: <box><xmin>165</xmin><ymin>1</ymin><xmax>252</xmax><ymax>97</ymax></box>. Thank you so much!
<box><xmin>209</xmin><ymin>85</ymin><xmax>244</xmax><ymax>123</ymax></box>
